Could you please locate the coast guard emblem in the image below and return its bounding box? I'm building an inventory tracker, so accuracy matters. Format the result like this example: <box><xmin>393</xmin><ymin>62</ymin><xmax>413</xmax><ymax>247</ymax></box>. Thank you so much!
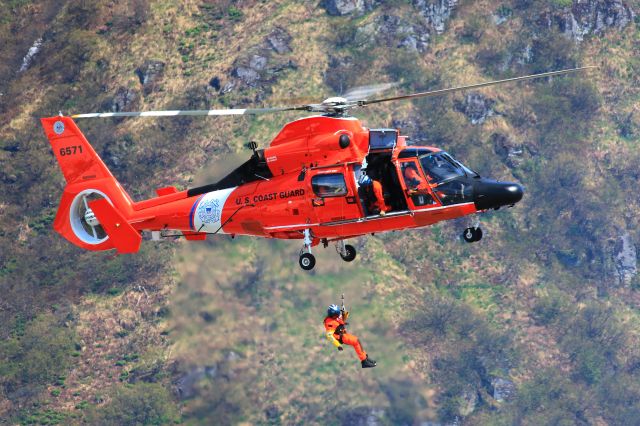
<box><xmin>198</xmin><ymin>198</ymin><xmax>221</xmax><ymax>224</ymax></box>
<box><xmin>53</xmin><ymin>121</ymin><xmax>65</xmax><ymax>135</ymax></box>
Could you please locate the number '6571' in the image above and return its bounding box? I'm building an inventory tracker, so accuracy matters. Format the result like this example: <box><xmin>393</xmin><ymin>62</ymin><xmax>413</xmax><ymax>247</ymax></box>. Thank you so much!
<box><xmin>59</xmin><ymin>145</ymin><xmax>83</xmax><ymax>156</ymax></box>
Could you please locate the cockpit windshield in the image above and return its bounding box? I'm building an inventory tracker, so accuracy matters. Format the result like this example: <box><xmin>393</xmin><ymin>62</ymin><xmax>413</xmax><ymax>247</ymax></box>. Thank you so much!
<box><xmin>419</xmin><ymin>152</ymin><xmax>478</xmax><ymax>184</ymax></box>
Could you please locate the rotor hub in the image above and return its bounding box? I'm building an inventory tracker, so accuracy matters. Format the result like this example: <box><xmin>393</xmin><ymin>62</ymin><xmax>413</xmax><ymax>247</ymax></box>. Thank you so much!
<box><xmin>321</xmin><ymin>97</ymin><xmax>348</xmax><ymax>106</ymax></box>
<box><xmin>84</xmin><ymin>208</ymin><xmax>100</xmax><ymax>227</ymax></box>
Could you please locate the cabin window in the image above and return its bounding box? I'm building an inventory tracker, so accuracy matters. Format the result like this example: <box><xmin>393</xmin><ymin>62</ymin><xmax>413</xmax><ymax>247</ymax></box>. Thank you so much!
<box><xmin>369</xmin><ymin>129</ymin><xmax>397</xmax><ymax>150</ymax></box>
<box><xmin>312</xmin><ymin>173</ymin><xmax>348</xmax><ymax>197</ymax></box>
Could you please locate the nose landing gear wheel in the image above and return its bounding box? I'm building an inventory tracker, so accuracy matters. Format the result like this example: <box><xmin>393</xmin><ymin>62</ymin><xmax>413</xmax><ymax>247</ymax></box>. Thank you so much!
<box><xmin>299</xmin><ymin>253</ymin><xmax>316</xmax><ymax>270</ymax></box>
<box><xmin>340</xmin><ymin>244</ymin><xmax>357</xmax><ymax>262</ymax></box>
<box><xmin>463</xmin><ymin>227</ymin><xmax>483</xmax><ymax>243</ymax></box>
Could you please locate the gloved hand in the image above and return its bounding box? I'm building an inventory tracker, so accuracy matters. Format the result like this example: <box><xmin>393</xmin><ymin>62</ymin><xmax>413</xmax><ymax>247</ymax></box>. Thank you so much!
<box><xmin>338</xmin><ymin>346</ymin><xmax>343</xmax><ymax>351</ymax></box>
<box><xmin>342</xmin><ymin>310</ymin><xmax>349</xmax><ymax>321</ymax></box>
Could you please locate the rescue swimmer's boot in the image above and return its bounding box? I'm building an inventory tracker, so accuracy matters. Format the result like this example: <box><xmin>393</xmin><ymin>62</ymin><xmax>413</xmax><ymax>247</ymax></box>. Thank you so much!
<box><xmin>361</xmin><ymin>355</ymin><xmax>377</xmax><ymax>368</ymax></box>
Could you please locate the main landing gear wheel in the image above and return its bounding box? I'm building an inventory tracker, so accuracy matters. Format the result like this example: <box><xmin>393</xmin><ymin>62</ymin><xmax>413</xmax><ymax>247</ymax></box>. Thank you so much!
<box><xmin>340</xmin><ymin>244</ymin><xmax>357</xmax><ymax>262</ymax></box>
<box><xmin>463</xmin><ymin>227</ymin><xmax>483</xmax><ymax>243</ymax></box>
<box><xmin>299</xmin><ymin>253</ymin><xmax>316</xmax><ymax>271</ymax></box>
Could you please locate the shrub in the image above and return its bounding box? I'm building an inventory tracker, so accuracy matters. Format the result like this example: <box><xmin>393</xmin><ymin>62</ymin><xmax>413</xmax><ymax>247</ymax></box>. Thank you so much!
<box><xmin>560</xmin><ymin>304</ymin><xmax>625</xmax><ymax>385</ymax></box>
<box><xmin>502</xmin><ymin>368</ymin><xmax>592</xmax><ymax>424</ymax></box>
<box><xmin>75</xmin><ymin>400</ymin><xmax>89</xmax><ymax>410</ymax></box>
<box><xmin>405</xmin><ymin>295</ymin><xmax>516</xmax><ymax>422</ymax></box>
<box><xmin>228</xmin><ymin>6</ymin><xmax>243</xmax><ymax>21</ymax></box>
<box><xmin>0</xmin><ymin>314</ymin><xmax>75</xmax><ymax>391</ymax></box>
<box><xmin>532</xmin><ymin>290</ymin><xmax>566</xmax><ymax>325</ymax></box>
<box><xmin>17</xmin><ymin>409</ymin><xmax>67</xmax><ymax>425</ymax></box>
<box><xmin>530</xmin><ymin>78</ymin><xmax>600</xmax><ymax>153</ymax></box>
<box><xmin>529</xmin><ymin>33</ymin><xmax>578</xmax><ymax>74</ymax></box>
<box><xmin>87</xmin><ymin>383</ymin><xmax>179</xmax><ymax>425</ymax></box>
<box><xmin>459</xmin><ymin>14</ymin><xmax>486</xmax><ymax>44</ymax></box>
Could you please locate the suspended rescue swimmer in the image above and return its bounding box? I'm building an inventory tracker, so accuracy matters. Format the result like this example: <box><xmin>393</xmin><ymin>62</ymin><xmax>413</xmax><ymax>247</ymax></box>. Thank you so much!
<box><xmin>324</xmin><ymin>302</ymin><xmax>377</xmax><ymax>368</ymax></box>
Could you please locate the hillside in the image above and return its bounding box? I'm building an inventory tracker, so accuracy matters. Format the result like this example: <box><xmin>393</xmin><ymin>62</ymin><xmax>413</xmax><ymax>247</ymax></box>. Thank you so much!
<box><xmin>1</xmin><ymin>0</ymin><xmax>640</xmax><ymax>424</ymax></box>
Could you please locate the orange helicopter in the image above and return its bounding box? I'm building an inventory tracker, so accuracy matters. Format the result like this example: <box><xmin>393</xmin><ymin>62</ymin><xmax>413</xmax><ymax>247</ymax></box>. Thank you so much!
<box><xmin>42</xmin><ymin>67</ymin><xmax>592</xmax><ymax>270</ymax></box>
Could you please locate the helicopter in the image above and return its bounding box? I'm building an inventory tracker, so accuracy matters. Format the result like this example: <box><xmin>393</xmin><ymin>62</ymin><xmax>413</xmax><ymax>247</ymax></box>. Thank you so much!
<box><xmin>41</xmin><ymin>66</ymin><xmax>592</xmax><ymax>270</ymax></box>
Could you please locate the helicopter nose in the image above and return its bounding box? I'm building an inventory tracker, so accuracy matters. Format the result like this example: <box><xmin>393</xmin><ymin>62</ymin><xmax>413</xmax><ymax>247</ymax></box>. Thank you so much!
<box><xmin>473</xmin><ymin>179</ymin><xmax>524</xmax><ymax>210</ymax></box>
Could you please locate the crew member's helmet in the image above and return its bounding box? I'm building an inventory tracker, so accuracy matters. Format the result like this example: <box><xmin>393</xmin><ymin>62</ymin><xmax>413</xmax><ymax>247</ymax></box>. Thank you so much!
<box><xmin>359</xmin><ymin>174</ymin><xmax>372</xmax><ymax>186</ymax></box>
<box><xmin>327</xmin><ymin>304</ymin><xmax>341</xmax><ymax>317</ymax></box>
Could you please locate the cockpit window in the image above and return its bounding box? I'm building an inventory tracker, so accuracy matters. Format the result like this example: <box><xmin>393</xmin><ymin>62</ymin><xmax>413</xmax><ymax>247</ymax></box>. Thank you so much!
<box><xmin>446</xmin><ymin>153</ymin><xmax>479</xmax><ymax>178</ymax></box>
<box><xmin>419</xmin><ymin>152</ymin><xmax>464</xmax><ymax>184</ymax></box>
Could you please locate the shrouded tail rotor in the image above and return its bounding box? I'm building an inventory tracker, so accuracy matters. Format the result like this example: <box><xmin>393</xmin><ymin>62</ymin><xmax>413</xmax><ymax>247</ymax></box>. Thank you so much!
<box><xmin>70</xmin><ymin>190</ymin><xmax>109</xmax><ymax>245</ymax></box>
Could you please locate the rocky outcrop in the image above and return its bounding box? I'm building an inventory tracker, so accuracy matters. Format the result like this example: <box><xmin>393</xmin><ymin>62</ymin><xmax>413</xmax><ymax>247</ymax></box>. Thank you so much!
<box><xmin>357</xmin><ymin>15</ymin><xmax>430</xmax><ymax>52</ymax></box>
<box><xmin>18</xmin><ymin>37</ymin><xmax>43</xmax><ymax>73</ymax></box>
<box><xmin>135</xmin><ymin>60</ymin><xmax>165</xmax><ymax>93</ymax></box>
<box><xmin>539</xmin><ymin>0</ymin><xmax>635</xmax><ymax>42</ymax></box>
<box><xmin>111</xmin><ymin>87</ymin><xmax>138</xmax><ymax>113</ymax></box>
<box><xmin>266</xmin><ymin>27</ymin><xmax>293</xmax><ymax>54</ymax></box>
<box><xmin>336</xmin><ymin>406</ymin><xmax>384</xmax><ymax>425</ymax></box>
<box><xmin>454</xmin><ymin>92</ymin><xmax>495</xmax><ymax>124</ymax></box>
<box><xmin>321</xmin><ymin>0</ymin><xmax>379</xmax><ymax>16</ymax></box>
<box><xmin>392</xmin><ymin>118</ymin><xmax>429</xmax><ymax>144</ymax></box>
<box><xmin>492</xmin><ymin>133</ymin><xmax>524</xmax><ymax>167</ymax></box>
<box><xmin>413</xmin><ymin>0</ymin><xmax>459</xmax><ymax>34</ymax></box>
<box><xmin>613</xmin><ymin>231</ymin><xmax>637</xmax><ymax>286</ymax></box>
<box><xmin>491</xmin><ymin>377</ymin><xmax>516</xmax><ymax>402</ymax></box>
<box><xmin>232</xmin><ymin>62</ymin><xmax>261</xmax><ymax>87</ymax></box>
<box><xmin>458</xmin><ymin>388</ymin><xmax>478</xmax><ymax>416</ymax></box>
<box><xmin>225</xmin><ymin>27</ymin><xmax>296</xmax><ymax>93</ymax></box>
<box><xmin>175</xmin><ymin>365</ymin><xmax>218</xmax><ymax>399</ymax></box>
<box><xmin>231</xmin><ymin>55</ymin><xmax>297</xmax><ymax>88</ymax></box>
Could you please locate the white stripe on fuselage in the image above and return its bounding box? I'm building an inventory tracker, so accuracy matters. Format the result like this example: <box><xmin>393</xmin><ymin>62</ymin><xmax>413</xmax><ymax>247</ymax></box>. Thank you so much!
<box><xmin>192</xmin><ymin>187</ymin><xmax>236</xmax><ymax>234</ymax></box>
<box><xmin>262</xmin><ymin>202</ymin><xmax>477</xmax><ymax>231</ymax></box>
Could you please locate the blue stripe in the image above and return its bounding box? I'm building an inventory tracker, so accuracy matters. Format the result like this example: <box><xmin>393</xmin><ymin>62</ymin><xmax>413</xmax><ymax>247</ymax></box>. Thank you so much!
<box><xmin>189</xmin><ymin>195</ymin><xmax>204</xmax><ymax>231</ymax></box>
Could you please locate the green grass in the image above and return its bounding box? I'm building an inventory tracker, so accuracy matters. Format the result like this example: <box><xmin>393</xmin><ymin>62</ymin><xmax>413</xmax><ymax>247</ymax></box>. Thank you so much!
<box><xmin>451</xmin><ymin>282</ymin><xmax>506</xmax><ymax>320</ymax></box>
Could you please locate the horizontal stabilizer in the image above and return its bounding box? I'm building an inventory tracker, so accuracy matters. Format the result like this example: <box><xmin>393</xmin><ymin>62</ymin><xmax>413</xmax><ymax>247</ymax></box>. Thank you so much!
<box><xmin>183</xmin><ymin>232</ymin><xmax>207</xmax><ymax>241</ymax></box>
<box><xmin>89</xmin><ymin>199</ymin><xmax>142</xmax><ymax>254</ymax></box>
<box><xmin>156</xmin><ymin>186</ymin><xmax>178</xmax><ymax>196</ymax></box>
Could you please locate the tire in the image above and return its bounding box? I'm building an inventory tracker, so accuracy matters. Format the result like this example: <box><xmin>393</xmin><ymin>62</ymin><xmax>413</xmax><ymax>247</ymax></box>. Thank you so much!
<box><xmin>299</xmin><ymin>253</ymin><xmax>316</xmax><ymax>270</ymax></box>
<box><xmin>463</xmin><ymin>227</ymin><xmax>475</xmax><ymax>243</ymax></box>
<box><xmin>463</xmin><ymin>227</ymin><xmax>482</xmax><ymax>243</ymax></box>
<box><xmin>340</xmin><ymin>244</ymin><xmax>357</xmax><ymax>262</ymax></box>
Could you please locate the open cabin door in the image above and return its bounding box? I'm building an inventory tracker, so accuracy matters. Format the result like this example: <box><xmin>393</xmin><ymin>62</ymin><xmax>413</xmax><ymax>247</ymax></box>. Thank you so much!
<box><xmin>308</xmin><ymin>164</ymin><xmax>362</xmax><ymax>226</ymax></box>
<box><xmin>397</xmin><ymin>159</ymin><xmax>439</xmax><ymax>210</ymax></box>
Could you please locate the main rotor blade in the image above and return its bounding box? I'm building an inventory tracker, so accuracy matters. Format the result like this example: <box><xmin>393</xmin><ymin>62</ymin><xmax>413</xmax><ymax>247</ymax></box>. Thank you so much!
<box><xmin>71</xmin><ymin>106</ymin><xmax>307</xmax><ymax>119</ymax></box>
<box><xmin>361</xmin><ymin>66</ymin><xmax>597</xmax><ymax>106</ymax></box>
<box><xmin>342</xmin><ymin>82</ymin><xmax>399</xmax><ymax>102</ymax></box>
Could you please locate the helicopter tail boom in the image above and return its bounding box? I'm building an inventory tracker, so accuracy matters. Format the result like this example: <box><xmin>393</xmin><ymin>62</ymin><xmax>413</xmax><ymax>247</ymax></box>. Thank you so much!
<box><xmin>41</xmin><ymin>116</ymin><xmax>140</xmax><ymax>252</ymax></box>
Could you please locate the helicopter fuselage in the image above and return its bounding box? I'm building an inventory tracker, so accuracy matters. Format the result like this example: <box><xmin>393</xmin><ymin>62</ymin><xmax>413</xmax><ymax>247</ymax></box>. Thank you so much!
<box><xmin>42</xmin><ymin>115</ymin><xmax>523</xmax><ymax>265</ymax></box>
<box><xmin>126</xmin><ymin>115</ymin><xmax>522</xmax><ymax>244</ymax></box>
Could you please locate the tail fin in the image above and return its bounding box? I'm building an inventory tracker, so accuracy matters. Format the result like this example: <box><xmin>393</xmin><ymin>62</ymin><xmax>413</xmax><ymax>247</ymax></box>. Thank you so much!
<box><xmin>41</xmin><ymin>116</ymin><xmax>139</xmax><ymax>252</ymax></box>
<box><xmin>42</xmin><ymin>116</ymin><xmax>117</xmax><ymax>184</ymax></box>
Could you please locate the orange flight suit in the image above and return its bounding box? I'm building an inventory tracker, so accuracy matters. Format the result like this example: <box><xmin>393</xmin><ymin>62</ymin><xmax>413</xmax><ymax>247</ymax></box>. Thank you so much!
<box><xmin>404</xmin><ymin>168</ymin><xmax>429</xmax><ymax>192</ymax></box>
<box><xmin>371</xmin><ymin>180</ymin><xmax>389</xmax><ymax>213</ymax></box>
<box><xmin>324</xmin><ymin>315</ymin><xmax>367</xmax><ymax>361</ymax></box>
